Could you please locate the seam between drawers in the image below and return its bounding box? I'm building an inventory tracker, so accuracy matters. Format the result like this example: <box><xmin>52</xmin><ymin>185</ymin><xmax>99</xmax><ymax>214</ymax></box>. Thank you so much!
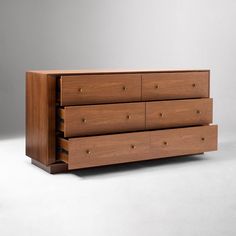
<box><xmin>145</xmin><ymin>102</ymin><xmax>147</xmax><ymax>129</ymax></box>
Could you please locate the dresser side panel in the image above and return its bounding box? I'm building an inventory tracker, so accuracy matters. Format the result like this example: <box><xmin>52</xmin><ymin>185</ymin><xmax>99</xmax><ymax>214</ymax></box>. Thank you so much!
<box><xmin>26</xmin><ymin>72</ymin><xmax>56</xmax><ymax>165</ymax></box>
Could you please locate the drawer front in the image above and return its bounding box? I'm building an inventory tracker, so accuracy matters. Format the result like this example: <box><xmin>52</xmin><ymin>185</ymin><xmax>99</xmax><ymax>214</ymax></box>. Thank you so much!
<box><xmin>142</xmin><ymin>71</ymin><xmax>209</xmax><ymax>101</ymax></box>
<box><xmin>61</xmin><ymin>132</ymin><xmax>150</xmax><ymax>169</ymax></box>
<box><xmin>60</xmin><ymin>74</ymin><xmax>141</xmax><ymax>105</ymax></box>
<box><xmin>58</xmin><ymin>103</ymin><xmax>145</xmax><ymax>137</ymax></box>
<box><xmin>58</xmin><ymin>125</ymin><xmax>217</xmax><ymax>170</ymax></box>
<box><xmin>146</xmin><ymin>98</ymin><xmax>213</xmax><ymax>129</ymax></box>
<box><xmin>149</xmin><ymin>125</ymin><xmax>217</xmax><ymax>158</ymax></box>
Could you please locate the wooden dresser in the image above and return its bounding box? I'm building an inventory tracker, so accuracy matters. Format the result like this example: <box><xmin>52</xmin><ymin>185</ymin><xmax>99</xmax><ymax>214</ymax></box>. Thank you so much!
<box><xmin>26</xmin><ymin>69</ymin><xmax>218</xmax><ymax>173</ymax></box>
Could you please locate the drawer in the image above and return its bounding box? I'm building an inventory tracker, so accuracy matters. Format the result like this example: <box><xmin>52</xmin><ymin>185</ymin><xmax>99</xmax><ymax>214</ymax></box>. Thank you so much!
<box><xmin>58</xmin><ymin>132</ymin><xmax>150</xmax><ymax>169</ymax></box>
<box><xmin>58</xmin><ymin>125</ymin><xmax>217</xmax><ymax>170</ymax></box>
<box><xmin>149</xmin><ymin>125</ymin><xmax>217</xmax><ymax>158</ymax></box>
<box><xmin>142</xmin><ymin>71</ymin><xmax>209</xmax><ymax>101</ymax></box>
<box><xmin>58</xmin><ymin>103</ymin><xmax>145</xmax><ymax>137</ymax></box>
<box><xmin>59</xmin><ymin>74</ymin><xmax>141</xmax><ymax>106</ymax></box>
<box><xmin>146</xmin><ymin>98</ymin><xmax>213</xmax><ymax>129</ymax></box>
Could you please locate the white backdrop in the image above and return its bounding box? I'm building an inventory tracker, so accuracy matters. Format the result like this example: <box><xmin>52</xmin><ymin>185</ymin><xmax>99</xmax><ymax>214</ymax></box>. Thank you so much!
<box><xmin>0</xmin><ymin>0</ymin><xmax>236</xmax><ymax>139</ymax></box>
<box><xmin>0</xmin><ymin>1</ymin><xmax>236</xmax><ymax>236</ymax></box>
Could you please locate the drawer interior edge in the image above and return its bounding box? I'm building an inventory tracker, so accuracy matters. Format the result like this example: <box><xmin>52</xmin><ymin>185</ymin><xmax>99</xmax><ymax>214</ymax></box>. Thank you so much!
<box><xmin>57</xmin><ymin>137</ymin><xmax>69</xmax><ymax>163</ymax></box>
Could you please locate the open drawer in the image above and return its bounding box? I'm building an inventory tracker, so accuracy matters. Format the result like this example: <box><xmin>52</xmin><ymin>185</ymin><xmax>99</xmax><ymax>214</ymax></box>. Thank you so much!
<box><xmin>57</xmin><ymin>102</ymin><xmax>145</xmax><ymax>137</ymax></box>
<box><xmin>57</xmin><ymin>125</ymin><xmax>218</xmax><ymax>170</ymax></box>
<box><xmin>146</xmin><ymin>98</ymin><xmax>213</xmax><ymax>129</ymax></box>
<box><xmin>59</xmin><ymin>73</ymin><xmax>141</xmax><ymax>106</ymax></box>
<box><xmin>142</xmin><ymin>71</ymin><xmax>209</xmax><ymax>101</ymax></box>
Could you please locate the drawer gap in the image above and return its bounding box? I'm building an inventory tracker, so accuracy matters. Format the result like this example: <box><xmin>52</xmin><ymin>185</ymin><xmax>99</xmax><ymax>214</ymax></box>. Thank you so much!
<box><xmin>57</xmin><ymin>137</ymin><xmax>69</xmax><ymax>151</ymax></box>
<box><xmin>57</xmin><ymin>108</ymin><xmax>65</xmax><ymax>133</ymax></box>
<box><xmin>56</xmin><ymin>125</ymin><xmax>210</xmax><ymax>139</ymax></box>
<box><xmin>57</xmin><ymin>137</ymin><xmax>69</xmax><ymax>163</ymax></box>
<box><xmin>56</xmin><ymin>76</ymin><xmax>61</xmax><ymax>103</ymax></box>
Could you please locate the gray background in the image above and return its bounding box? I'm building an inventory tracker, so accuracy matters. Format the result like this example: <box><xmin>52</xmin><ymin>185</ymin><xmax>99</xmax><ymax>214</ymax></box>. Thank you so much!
<box><xmin>1</xmin><ymin>0</ymin><xmax>236</xmax><ymax>138</ymax></box>
<box><xmin>1</xmin><ymin>1</ymin><xmax>236</xmax><ymax>236</ymax></box>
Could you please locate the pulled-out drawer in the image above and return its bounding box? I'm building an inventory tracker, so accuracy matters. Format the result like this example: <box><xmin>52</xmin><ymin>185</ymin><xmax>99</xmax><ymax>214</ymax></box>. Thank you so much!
<box><xmin>58</xmin><ymin>102</ymin><xmax>145</xmax><ymax>137</ymax></box>
<box><xmin>59</xmin><ymin>74</ymin><xmax>141</xmax><ymax>106</ymax></box>
<box><xmin>57</xmin><ymin>132</ymin><xmax>149</xmax><ymax>169</ymax></box>
<box><xmin>58</xmin><ymin>125</ymin><xmax>217</xmax><ymax>169</ymax></box>
<box><xmin>142</xmin><ymin>71</ymin><xmax>209</xmax><ymax>101</ymax></box>
<box><xmin>146</xmin><ymin>98</ymin><xmax>213</xmax><ymax>129</ymax></box>
<box><xmin>149</xmin><ymin>125</ymin><xmax>217</xmax><ymax>158</ymax></box>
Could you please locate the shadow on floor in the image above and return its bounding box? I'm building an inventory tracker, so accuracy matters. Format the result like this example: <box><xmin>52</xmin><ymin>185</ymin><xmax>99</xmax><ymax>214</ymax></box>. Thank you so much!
<box><xmin>70</xmin><ymin>154</ymin><xmax>206</xmax><ymax>178</ymax></box>
<box><xmin>70</xmin><ymin>140</ymin><xmax>236</xmax><ymax>178</ymax></box>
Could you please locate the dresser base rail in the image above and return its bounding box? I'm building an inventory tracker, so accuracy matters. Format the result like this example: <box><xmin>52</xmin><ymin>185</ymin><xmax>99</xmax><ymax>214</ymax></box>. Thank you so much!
<box><xmin>31</xmin><ymin>159</ymin><xmax>68</xmax><ymax>174</ymax></box>
<box><xmin>31</xmin><ymin>153</ymin><xmax>204</xmax><ymax>174</ymax></box>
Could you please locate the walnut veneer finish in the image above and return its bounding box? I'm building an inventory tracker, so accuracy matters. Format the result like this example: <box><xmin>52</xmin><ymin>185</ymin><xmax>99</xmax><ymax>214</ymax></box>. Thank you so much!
<box><xmin>26</xmin><ymin>69</ymin><xmax>217</xmax><ymax>173</ymax></box>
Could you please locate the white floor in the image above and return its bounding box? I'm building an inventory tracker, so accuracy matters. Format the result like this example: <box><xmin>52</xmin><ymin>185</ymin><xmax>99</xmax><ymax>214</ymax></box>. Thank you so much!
<box><xmin>0</xmin><ymin>136</ymin><xmax>236</xmax><ymax>236</ymax></box>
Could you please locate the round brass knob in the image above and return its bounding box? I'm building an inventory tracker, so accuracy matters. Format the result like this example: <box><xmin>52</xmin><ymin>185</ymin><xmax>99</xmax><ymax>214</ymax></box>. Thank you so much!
<box><xmin>155</xmin><ymin>84</ymin><xmax>159</xmax><ymax>89</ymax></box>
<box><xmin>86</xmin><ymin>149</ymin><xmax>91</xmax><ymax>154</ymax></box>
<box><xmin>192</xmin><ymin>83</ymin><xmax>196</xmax><ymax>87</ymax></box>
<box><xmin>163</xmin><ymin>141</ymin><xmax>168</xmax><ymax>145</ymax></box>
<box><xmin>126</xmin><ymin>115</ymin><xmax>131</xmax><ymax>119</ymax></box>
<box><xmin>81</xmin><ymin>118</ymin><xmax>87</xmax><ymax>123</ymax></box>
<box><xmin>201</xmin><ymin>137</ymin><xmax>205</xmax><ymax>141</ymax></box>
<box><xmin>78</xmin><ymin>88</ymin><xmax>83</xmax><ymax>92</ymax></box>
<box><xmin>122</xmin><ymin>85</ymin><xmax>126</xmax><ymax>91</ymax></box>
<box><xmin>196</xmin><ymin>110</ymin><xmax>201</xmax><ymax>114</ymax></box>
<box><xmin>131</xmin><ymin>144</ymin><xmax>136</xmax><ymax>149</ymax></box>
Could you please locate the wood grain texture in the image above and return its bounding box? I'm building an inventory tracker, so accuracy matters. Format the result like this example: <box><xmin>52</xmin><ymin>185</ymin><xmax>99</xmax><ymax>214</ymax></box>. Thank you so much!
<box><xmin>58</xmin><ymin>125</ymin><xmax>217</xmax><ymax>170</ymax></box>
<box><xmin>142</xmin><ymin>71</ymin><xmax>209</xmax><ymax>101</ymax></box>
<box><xmin>60</xmin><ymin>74</ymin><xmax>141</xmax><ymax>106</ymax></box>
<box><xmin>31</xmin><ymin>159</ymin><xmax>68</xmax><ymax>174</ymax></box>
<box><xmin>149</xmin><ymin>125</ymin><xmax>217</xmax><ymax>158</ymax></box>
<box><xmin>146</xmin><ymin>98</ymin><xmax>213</xmax><ymax>129</ymax></box>
<box><xmin>26</xmin><ymin>72</ymin><xmax>56</xmax><ymax>165</ymax></box>
<box><xmin>26</xmin><ymin>69</ymin><xmax>217</xmax><ymax>173</ymax></box>
<box><xmin>58</xmin><ymin>103</ymin><xmax>145</xmax><ymax>137</ymax></box>
<box><xmin>62</xmin><ymin>132</ymin><xmax>150</xmax><ymax>170</ymax></box>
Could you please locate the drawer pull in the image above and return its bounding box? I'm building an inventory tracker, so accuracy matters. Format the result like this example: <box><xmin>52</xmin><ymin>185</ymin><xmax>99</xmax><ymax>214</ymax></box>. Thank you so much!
<box><xmin>81</xmin><ymin>118</ymin><xmax>87</xmax><ymax>123</ymax></box>
<box><xmin>122</xmin><ymin>85</ymin><xmax>127</xmax><ymax>91</ymax></box>
<box><xmin>192</xmin><ymin>83</ymin><xmax>196</xmax><ymax>87</ymax></box>
<box><xmin>196</xmin><ymin>110</ymin><xmax>201</xmax><ymax>114</ymax></box>
<box><xmin>159</xmin><ymin>112</ymin><xmax>163</xmax><ymax>117</ymax></box>
<box><xmin>201</xmin><ymin>137</ymin><xmax>205</xmax><ymax>141</ymax></box>
<box><xmin>86</xmin><ymin>149</ymin><xmax>91</xmax><ymax>154</ymax></box>
<box><xmin>131</xmin><ymin>144</ymin><xmax>136</xmax><ymax>149</ymax></box>
<box><xmin>126</xmin><ymin>114</ymin><xmax>131</xmax><ymax>119</ymax></box>
<box><xmin>163</xmin><ymin>141</ymin><xmax>168</xmax><ymax>146</ymax></box>
<box><xmin>78</xmin><ymin>88</ymin><xmax>83</xmax><ymax>93</ymax></box>
<box><xmin>154</xmin><ymin>84</ymin><xmax>159</xmax><ymax>89</ymax></box>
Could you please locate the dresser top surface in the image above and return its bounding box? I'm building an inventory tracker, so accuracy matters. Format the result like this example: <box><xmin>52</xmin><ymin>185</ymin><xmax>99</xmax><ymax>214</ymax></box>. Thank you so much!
<box><xmin>27</xmin><ymin>69</ymin><xmax>210</xmax><ymax>75</ymax></box>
